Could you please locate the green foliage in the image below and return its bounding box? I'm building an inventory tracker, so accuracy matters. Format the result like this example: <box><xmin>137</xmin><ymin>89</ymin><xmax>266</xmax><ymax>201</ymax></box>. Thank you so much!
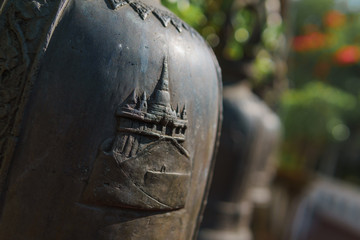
<box><xmin>290</xmin><ymin>0</ymin><xmax>335</xmax><ymax>34</ymax></box>
<box><xmin>252</xmin><ymin>50</ymin><xmax>276</xmax><ymax>85</ymax></box>
<box><xmin>262</xmin><ymin>24</ymin><xmax>284</xmax><ymax>51</ymax></box>
<box><xmin>162</xmin><ymin>0</ymin><xmax>285</xmax><ymax>98</ymax></box>
<box><xmin>161</xmin><ymin>0</ymin><xmax>207</xmax><ymax>29</ymax></box>
<box><xmin>283</xmin><ymin>0</ymin><xmax>360</xmax><ymax>177</ymax></box>
<box><xmin>280</xmin><ymin>82</ymin><xmax>356</xmax><ymax>141</ymax></box>
<box><xmin>162</xmin><ymin>0</ymin><xmax>360</xmax><ymax>181</ymax></box>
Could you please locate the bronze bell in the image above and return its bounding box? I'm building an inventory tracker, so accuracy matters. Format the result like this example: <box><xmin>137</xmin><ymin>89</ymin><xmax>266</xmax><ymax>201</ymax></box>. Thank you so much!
<box><xmin>199</xmin><ymin>82</ymin><xmax>281</xmax><ymax>240</ymax></box>
<box><xmin>0</xmin><ymin>0</ymin><xmax>222</xmax><ymax>239</ymax></box>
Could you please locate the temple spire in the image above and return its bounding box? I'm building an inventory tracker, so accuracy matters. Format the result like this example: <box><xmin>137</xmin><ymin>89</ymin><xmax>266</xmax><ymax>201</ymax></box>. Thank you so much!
<box><xmin>148</xmin><ymin>57</ymin><xmax>172</xmax><ymax>113</ymax></box>
<box><xmin>122</xmin><ymin>89</ymin><xmax>137</xmax><ymax>107</ymax></box>
<box><xmin>139</xmin><ymin>92</ymin><xmax>148</xmax><ymax>111</ymax></box>
<box><xmin>159</xmin><ymin>56</ymin><xmax>170</xmax><ymax>92</ymax></box>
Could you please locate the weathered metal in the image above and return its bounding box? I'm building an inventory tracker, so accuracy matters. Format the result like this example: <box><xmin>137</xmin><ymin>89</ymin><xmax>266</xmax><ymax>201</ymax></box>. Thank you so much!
<box><xmin>0</xmin><ymin>0</ymin><xmax>222</xmax><ymax>239</ymax></box>
<box><xmin>199</xmin><ymin>82</ymin><xmax>280</xmax><ymax>240</ymax></box>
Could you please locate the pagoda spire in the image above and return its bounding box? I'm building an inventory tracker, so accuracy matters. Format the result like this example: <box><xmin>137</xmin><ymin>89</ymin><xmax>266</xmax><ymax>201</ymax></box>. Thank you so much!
<box><xmin>139</xmin><ymin>92</ymin><xmax>148</xmax><ymax>111</ymax></box>
<box><xmin>148</xmin><ymin>57</ymin><xmax>172</xmax><ymax>114</ymax></box>
<box><xmin>158</xmin><ymin>56</ymin><xmax>170</xmax><ymax>92</ymax></box>
<box><xmin>122</xmin><ymin>89</ymin><xmax>137</xmax><ymax>107</ymax></box>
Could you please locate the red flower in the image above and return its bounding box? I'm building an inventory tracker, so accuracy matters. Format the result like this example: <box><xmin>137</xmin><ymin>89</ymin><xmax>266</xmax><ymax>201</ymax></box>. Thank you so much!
<box><xmin>292</xmin><ymin>32</ymin><xmax>327</xmax><ymax>52</ymax></box>
<box><xmin>334</xmin><ymin>45</ymin><xmax>360</xmax><ymax>65</ymax></box>
<box><xmin>324</xmin><ymin>10</ymin><xmax>346</xmax><ymax>28</ymax></box>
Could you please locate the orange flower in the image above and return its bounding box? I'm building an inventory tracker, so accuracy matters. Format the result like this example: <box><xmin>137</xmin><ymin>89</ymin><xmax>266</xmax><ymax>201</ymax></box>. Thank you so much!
<box><xmin>292</xmin><ymin>32</ymin><xmax>327</xmax><ymax>52</ymax></box>
<box><xmin>334</xmin><ymin>45</ymin><xmax>360</xmax><ymax>65</ymax></box>
<box><xmin>324</xmin><ymin>10</ymin><xmax>346</xmax><ymax>28</ymax></box>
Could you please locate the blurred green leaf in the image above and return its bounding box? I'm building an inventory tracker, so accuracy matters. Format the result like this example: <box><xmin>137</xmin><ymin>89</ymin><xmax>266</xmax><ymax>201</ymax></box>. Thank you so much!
<box><xmin>280</xmin><ymin>81</ymin><xmax>356</xmax><ymax>140</ymax></box>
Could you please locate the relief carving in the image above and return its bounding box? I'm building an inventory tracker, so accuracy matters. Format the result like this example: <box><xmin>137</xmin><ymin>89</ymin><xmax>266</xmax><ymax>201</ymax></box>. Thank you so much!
<box><xmin>83</xmin><ymin>57</ymin><xmax>191</xmax><ymax>210</ymax></box>
<box><xmin>108</xmin><ymin>0</ymin><xmax>199</xmax><ymax>36</ymax></box>
<box><xmin>0</xmin><ymin>1</ymin><xmax>67</xmax><ymax>181</ymax></box>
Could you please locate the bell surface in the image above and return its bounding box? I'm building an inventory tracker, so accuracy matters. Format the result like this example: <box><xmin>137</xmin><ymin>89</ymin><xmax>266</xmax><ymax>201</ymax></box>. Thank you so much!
<box><xmin>0</xmin><ymin>0</ymin><xmax>222</xmax><ymax>239</ymax></box>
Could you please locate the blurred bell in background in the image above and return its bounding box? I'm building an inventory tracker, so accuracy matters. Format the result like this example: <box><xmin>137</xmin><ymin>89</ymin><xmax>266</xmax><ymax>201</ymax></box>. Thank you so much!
<box><xmin>162</xmin><ymin>0</ymin><xmax>360</xmax><ymax>239</ymax></box>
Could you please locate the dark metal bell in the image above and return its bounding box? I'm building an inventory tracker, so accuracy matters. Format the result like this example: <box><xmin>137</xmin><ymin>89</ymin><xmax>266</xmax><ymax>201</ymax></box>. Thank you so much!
<box><xmin>199</xmin><ymin>82</ymin><xmax>280</xmax><ymax>240</ymax></box>
<box><xmin>0</xmin><ymin>0</ymin><xmax>222</xmax><ymax>239</ymax></box>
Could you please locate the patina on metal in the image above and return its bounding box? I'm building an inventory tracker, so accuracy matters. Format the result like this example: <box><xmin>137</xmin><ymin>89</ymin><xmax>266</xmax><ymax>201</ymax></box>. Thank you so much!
<box><xmin>0</xmin><ymin>0</ymin><xmax>222</xmax><ymax>239</ymax></box>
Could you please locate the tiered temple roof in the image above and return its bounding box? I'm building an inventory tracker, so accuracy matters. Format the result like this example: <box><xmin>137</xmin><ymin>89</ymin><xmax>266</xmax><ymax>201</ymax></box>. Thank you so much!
<box><xmin>117</xmin><ymin>58</ymin><xmax>187</xmax><ymax>142</ymax></box>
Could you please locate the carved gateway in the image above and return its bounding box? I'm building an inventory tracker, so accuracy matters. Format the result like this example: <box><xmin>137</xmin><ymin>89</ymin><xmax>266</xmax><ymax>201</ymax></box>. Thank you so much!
<box><xmin>82</xmin><ymin>58</ymin><xmax>191</xmax><ymax>210</ymax></box>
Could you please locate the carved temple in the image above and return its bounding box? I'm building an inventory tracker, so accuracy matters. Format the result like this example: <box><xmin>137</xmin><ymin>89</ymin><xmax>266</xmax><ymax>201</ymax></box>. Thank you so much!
<box><xmin>114</xmin><ymin>58</ymin><xmax>188</xmax><ymax>158</ymax></box>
